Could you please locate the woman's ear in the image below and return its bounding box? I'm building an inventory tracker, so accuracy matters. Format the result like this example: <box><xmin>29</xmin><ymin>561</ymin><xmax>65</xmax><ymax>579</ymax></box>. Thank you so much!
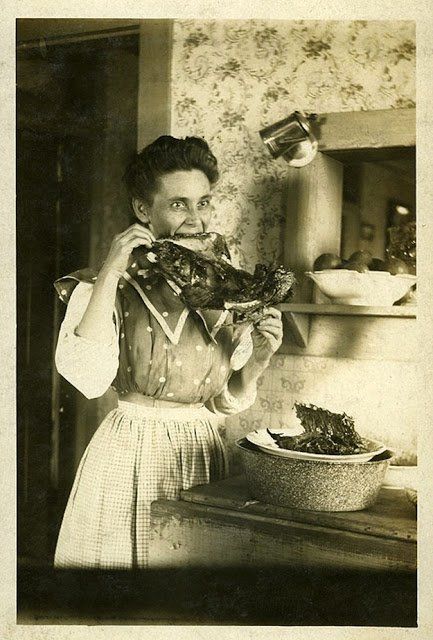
<box><xmin>132</xmin><ymin>198</ymin><xmax>149</xmax><ymax>225</ymax></box>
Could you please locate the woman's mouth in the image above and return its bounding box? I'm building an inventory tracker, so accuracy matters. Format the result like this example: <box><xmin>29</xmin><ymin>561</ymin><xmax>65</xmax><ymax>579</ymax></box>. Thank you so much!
<box><xmin>176</xmin><ymin>222</ymin><xmax>203</xmax><ymax>234</ymax></box>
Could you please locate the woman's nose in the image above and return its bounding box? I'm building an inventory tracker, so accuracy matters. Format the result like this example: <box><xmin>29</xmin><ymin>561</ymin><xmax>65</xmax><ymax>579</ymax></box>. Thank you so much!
<box><xmin>186</xmin><ymin>206</ymin><xmax>201</xmax><ymax>222</ymax></box>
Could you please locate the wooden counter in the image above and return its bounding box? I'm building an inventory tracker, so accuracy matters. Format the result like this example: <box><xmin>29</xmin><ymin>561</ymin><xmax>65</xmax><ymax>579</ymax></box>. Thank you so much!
<box><xmin>17</xmin><ymin>475</ymin><xmax>417</xmax><ymax>626</ymax></box>
<box><xmin>149</xmin><ymin>474</ymin><xmax>416</xmax><ymax>573</ymax></box>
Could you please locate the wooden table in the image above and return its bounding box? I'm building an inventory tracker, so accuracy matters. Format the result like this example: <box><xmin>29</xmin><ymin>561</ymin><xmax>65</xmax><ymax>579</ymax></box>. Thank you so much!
<box><xmin>149</xmin><ymin>474</ymin><xmax>416</xmax><ymax>573</ymax></box>
<box><xmin>17</xmin><ymin>475</ymin><xmax>416</xmax><ymax>626</ymax></box>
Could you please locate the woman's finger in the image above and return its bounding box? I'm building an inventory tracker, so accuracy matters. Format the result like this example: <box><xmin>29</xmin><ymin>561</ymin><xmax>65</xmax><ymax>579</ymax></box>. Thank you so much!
<box><xmin>256</xmin><ymin>319</ymin><xmax>283</xmax><ymax>333</ymax></box>
<box><xmin>258</xmin><ymin>331</ymin><xmax>283</xmax><ymax>346</ymax></box>
<box><xmin>257</xmin><ymin>317</ymin><xmax>282</xmax><ymax>328</ymax></box>
<box><xmin>130</xmin><ymin>227</ymin><xmax>156</xmax><ymax>242</ymax></box>
<box><xmin>115</xmin><ymin>223</ymin><xmax>142</xmax><ymax>239</ymax></box>
<box><xmin>261</xmin><ymin>307</ymin><xmax>282</xmax><ymax>319</ymax></box>
<box><xmin>119</xmin><ymin>224</ymin><xmax>156</xmax><ymax>242</ymax></box>
<box><xmin>256</xmin><ymin>332</ymin><xmax>282</xmax><ymax>352</ymax></box>
<box><xmin>255</xmin><ymin>323</ymin><xmax>283</xmax><ymax>340</ymax></box>
<box><xmin>118</xmin><ymin>227</ymin><xmax>155</xmax><ymax>248</ymax></box>
<box><xmin>125</xmin><ymin>235</ymin><xmax>154</xmax><ymax>250</ymax></box>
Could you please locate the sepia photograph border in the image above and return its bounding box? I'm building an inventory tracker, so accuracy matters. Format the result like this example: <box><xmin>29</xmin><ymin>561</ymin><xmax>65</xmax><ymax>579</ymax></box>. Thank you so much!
<box><xmin>2</xmin><ymin>0</ymin><xmax>433</xmax><ymax>638</ymax></box>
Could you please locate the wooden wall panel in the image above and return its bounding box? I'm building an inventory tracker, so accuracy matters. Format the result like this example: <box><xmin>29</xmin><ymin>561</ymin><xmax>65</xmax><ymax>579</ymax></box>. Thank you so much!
<box><xmin>137</xmin><ymin>20</ymin><xmax>173</xmax><ymax>150</ymax></box>
<box><xmin>280</xmin><ymin>315</ymin><xmax>417</xmax><ymax>361</ymax></box>
<box><xmin>315</xmin><ymin>108</ymin><xmax>415</xmax><ymax>156</ymax></box>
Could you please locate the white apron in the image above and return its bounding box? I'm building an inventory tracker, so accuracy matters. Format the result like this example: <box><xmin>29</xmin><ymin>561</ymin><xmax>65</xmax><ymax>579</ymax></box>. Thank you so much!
<box><xmin>54</xmin><ymin>400</ymin><xmax>228</xmax><ymax>569</ymax></box>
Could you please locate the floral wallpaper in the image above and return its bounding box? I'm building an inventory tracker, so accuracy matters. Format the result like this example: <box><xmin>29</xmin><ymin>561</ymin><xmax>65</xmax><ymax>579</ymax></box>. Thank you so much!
<box><xmin>170</xmin><ymin>20</ymin><xmax>417</xmax><ymax>465</ymax></box>
<box><xmin>171</xmin><ymin>20</ymin><xmax>415</xmax><ymax>269</ymax></box>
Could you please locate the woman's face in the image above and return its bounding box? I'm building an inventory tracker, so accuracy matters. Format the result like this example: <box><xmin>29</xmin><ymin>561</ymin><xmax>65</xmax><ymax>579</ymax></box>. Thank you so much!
<box><xmin>137</xmin><ymin>169</ymin><xmax>214</xmax><ymax>238</ymax></box>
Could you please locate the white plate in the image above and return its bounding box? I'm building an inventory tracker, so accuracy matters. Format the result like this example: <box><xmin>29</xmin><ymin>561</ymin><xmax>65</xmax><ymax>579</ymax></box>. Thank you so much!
<box><xmin>246</xmin><ymin>429</ymin><xmax>386</xmax><ymax>463</ymax></box>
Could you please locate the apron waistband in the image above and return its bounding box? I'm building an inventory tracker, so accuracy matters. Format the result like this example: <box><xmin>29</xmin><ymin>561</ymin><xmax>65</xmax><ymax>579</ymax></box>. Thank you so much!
<box><xmin>116</xmin><ymin>398</ymin><xmax>212</xmax><ymax>422</ymax></box>
<box><xmin>119</xmin><ymin>393</ymin><xmax>204</xmax><ymax>410</ymax></box>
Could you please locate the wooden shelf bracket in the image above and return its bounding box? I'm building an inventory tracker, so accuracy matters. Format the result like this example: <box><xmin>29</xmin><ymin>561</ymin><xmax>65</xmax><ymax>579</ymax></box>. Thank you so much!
<box><xmin>282</xmin><ymin>310</ymin><xmax>310</xmax><ymax>348</ymax></box>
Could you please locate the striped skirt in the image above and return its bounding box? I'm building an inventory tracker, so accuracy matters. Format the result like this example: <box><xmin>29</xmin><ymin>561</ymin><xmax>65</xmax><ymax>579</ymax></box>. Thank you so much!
<box><xmin>54</xmin><ymin>400</ymin><xmax>228</xmax><ymax>569</ymax></box>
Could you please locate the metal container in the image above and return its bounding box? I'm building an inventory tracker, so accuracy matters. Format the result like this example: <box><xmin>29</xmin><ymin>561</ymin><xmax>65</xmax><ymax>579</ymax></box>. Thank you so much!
<box><xmin>236</xmin><ymin>438</ymin><xmax>393</xmax><ymax>512</ymax></box>
<box><xmin>259</xmin><ymin>110</ymin><xmax>318</xmax><ymax>167</ymax></box>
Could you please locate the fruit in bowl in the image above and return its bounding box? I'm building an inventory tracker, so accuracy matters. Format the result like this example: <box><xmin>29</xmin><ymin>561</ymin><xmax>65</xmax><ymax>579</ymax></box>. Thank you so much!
<box><xmin>306</xmin><ymin>269</ymin><xmax>416</xmax><ymax>305</ymax></box>
<box><xmin>309</xmin><ymin>251</ymin><xmax>416</xmax><ymax>305</ymax></box>
<box><xmin>313</xmin><ymin>253</ymin><xmax>343</xmax><ymax>271</ymax></box>
<box><xmin>382</xmin><ymin>257</ymin><xmax>412</xmax><ymax>275</ymax></box>
<box><xmin>337</xmin><ymin>250</ymin><xmax>373</xmax><ymax>273</ymax></box>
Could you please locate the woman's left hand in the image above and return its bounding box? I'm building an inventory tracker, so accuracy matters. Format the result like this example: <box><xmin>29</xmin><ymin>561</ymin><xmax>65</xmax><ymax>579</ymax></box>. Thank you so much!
<box><xmin>251</xmin><ymin>307</ymin><xmax>283</xmax><ymax>364</ymax></box>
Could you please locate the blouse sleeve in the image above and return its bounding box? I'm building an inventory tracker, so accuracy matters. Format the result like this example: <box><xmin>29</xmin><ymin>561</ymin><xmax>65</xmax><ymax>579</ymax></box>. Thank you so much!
<box><xmin>55</xmin><ymin>282</ymin><xmax>120</xmax><ymax>399</ymax></box>
<box><xmin>206</xmin><ymin>380</ymin><xmax>257</xmax><ymax>416</ymax></box>
<box><xmin>206</xmin><ymin>322</ymin><xmax>257</xmax><ymax>416</ymax></box>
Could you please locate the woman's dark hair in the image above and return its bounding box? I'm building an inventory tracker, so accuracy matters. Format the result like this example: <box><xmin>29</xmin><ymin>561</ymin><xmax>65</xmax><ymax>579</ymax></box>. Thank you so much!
<box><xmin>123</xmin><ymin>135</ymin><xmax>219</xmax><ymax>205</ymax></box>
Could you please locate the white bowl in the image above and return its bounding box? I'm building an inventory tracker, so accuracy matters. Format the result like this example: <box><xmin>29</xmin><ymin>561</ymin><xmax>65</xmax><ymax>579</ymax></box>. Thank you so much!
<box><xmin>383</xmin><ymin>464</ymin><xmax>418</xmax><ymax>490</ymax></box>
<box><xmin>306</xmin><ymin>270</ymin><xmax>416</xmax><ymax>306</ymax></box>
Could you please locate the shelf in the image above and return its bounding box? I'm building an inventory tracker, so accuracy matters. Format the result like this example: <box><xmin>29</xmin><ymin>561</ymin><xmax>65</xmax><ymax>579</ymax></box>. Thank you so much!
<box><xmin>278</xmin><ymin>303</ymin><xmax>416</xmax><ymax>350</ymax></box>
<box><xmin>279</xmin><ymin>303</ymin><xmax>416</xmax><ymax>318</ymax></box>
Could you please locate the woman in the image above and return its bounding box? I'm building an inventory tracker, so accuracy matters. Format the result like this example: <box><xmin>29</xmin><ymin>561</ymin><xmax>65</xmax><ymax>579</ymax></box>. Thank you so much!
<box><xmin>54</xmin><ymin>135</ymin><xmax>283</xmax><ymax>569</ymax></box>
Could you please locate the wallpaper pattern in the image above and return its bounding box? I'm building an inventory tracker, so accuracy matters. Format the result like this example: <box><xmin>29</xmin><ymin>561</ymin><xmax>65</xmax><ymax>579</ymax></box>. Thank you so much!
<box><xmin>170</xmin><ymin>20</ymin><xmax>416</xmax><ymax>463</ymax></box>
<box><xmin>171</xmin><ymin>19</ymin><xmax>415</xmax><ymax>269</ymax></box>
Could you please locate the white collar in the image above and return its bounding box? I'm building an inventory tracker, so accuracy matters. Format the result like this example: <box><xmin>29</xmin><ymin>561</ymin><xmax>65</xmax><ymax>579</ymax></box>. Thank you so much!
<box><xmin>122</xmin><ymin>273</ymin><xmax>229</xmax><ymax>345</ymax></box>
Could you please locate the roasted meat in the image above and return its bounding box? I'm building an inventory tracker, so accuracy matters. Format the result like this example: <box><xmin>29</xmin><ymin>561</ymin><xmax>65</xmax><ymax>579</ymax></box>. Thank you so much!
<box><xmin>268</xmin><ymin>403</ymin><xmax>369</xmax><ymax>455</ymax></box>
<box><xmin>160</xmin><ymin>232</ymin><xmax>231</xmax><ymax>262</ymax></box>
<box><xmin>132</xmin><ymin>232</ymin><xmax>296</xmax><ymax>321</ymax></box>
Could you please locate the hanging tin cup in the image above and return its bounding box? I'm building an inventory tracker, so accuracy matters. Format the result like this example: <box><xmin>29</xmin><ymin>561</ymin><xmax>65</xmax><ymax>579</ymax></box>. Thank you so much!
<box><xmin>259</xmin><ymin>111</ymin><xmax>318</xmax><ymax>167</ymax></box>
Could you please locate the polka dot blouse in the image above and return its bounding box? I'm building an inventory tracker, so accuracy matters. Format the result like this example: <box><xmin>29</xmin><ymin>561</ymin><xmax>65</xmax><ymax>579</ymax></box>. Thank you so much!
<box><xmin>54</xmin><ymin>268</ymin><xmax>256</xmax><ymax>415</ymax></box>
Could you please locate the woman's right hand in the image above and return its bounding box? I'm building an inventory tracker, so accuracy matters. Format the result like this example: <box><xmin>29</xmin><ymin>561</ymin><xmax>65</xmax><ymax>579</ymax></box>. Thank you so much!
<box><xmin>100</xmin><ymin>224</ymin><xmax>156</xmax><ymax>278</ymax></box>
<box><xmin>75</xmin><ymin>224</ymin><xmax>155</xmax><ymax>343</ymax></box>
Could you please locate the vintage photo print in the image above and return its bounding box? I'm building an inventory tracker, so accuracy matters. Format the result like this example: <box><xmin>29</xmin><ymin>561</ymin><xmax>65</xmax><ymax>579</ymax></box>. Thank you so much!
<box><xmin>3</xmin><ymin>2</ymin><xmax>433</xmax><ymax>638</ymax></box>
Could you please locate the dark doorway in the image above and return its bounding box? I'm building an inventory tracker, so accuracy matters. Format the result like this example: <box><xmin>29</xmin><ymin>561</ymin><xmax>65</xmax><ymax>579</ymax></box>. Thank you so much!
<box><xmin>17</xmin><ymin>29</ymin><xmax>139</xmax><ymax>565</ymax></box>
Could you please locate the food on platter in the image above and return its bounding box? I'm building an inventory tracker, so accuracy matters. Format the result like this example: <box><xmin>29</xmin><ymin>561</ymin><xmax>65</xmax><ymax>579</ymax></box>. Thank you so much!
<box><xmin>267</xmin><ymin>403</ymin><xmax>374</xmax><ymax>456</ymax></box>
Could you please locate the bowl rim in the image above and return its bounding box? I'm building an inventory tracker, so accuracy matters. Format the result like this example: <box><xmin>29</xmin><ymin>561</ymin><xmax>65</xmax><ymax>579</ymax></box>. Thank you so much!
<box><xmin>236</xmin><ymin>437</ymin><xmax>394</xmax><ymax>465</ymax></box>
<box><xmin>244</xmin><ymin>430</ymin><xmax>387</xmax><ymax>463</ymax></box>
<box><xmin>389</xmin><ymin>463</ymin><xmax>418</xmax><ymax>468</ymax></box>
<box><xmin>306</xmin><ymin>270</ymin><xmax>416</xmax><ymax>281</ymax></box>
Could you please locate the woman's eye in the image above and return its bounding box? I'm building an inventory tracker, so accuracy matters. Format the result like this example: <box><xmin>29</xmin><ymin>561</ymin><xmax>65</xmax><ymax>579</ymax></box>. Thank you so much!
<box><xmin>171</xmin><ymin>201</ymin><xmax>186</xmax><ymax>210</ymax></box>
<box><xmin>198</xmin><ymin>199</ymin><xmax>211</xmax><ymax>208</ymax></box>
